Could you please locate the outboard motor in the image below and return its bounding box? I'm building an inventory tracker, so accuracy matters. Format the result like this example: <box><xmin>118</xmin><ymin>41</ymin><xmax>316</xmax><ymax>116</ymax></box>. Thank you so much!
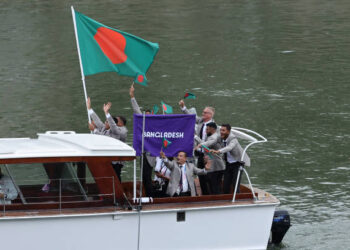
<box><xmin>269</xmin><ymin>210</ymin><xmax>291</xmax><ymax>244</ymax></box>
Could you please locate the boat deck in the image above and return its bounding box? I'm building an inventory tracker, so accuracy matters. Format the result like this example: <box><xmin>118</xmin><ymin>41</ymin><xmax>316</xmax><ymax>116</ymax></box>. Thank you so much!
<box><xmin>0</xmin><ymin>186</ymin><xmax>279</xmax><ymax>218</ymax></box>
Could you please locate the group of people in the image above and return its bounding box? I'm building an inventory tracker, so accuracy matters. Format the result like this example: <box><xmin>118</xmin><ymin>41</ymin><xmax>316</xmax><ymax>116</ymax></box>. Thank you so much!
<box><xmin>0</xmin><ymin>83</ymin><xmax>248</xmax><ymax>205</ymax></box>
<box><xmin>87</xmin><ymin>83</ymin><xmax>250</xmax><ymax>198</ymax></box>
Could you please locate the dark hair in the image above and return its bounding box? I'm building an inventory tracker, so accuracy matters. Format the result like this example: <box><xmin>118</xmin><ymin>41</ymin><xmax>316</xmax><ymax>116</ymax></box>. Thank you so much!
<box><xmin>221</xmin><ymin>124</ymin><xmax>231</xmax><ymax>131</ymax></box>
<box><xmin>206</xmin><ymin>122</ymin><xmax>217</xmax><ymax>129</ymax></box>
<box><xmin>113</xmin><ymin>116</ymin><xmax>127</xmax><ymax>126</ymax></box>
<box><xmin>118</xmin><ymin>116</ymin><xmax>127</xmax><ymax>125</ymax></box>
<box><xmin>177</xmin><ymin>151</ymin><xmax>187</xmax><ymax>157</ymax></box>
<box><xmin>113</xmin><ymin>117</ymin><xmax>118</xmax><ymax>124</ymax></box>
<box><xmin>145</xmin><ymin>109</ymin><xmax>152</xmax><ymax>113</ymax></box>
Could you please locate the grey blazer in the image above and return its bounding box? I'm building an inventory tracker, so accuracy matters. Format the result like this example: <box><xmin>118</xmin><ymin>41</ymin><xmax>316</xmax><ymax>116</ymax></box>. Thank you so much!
<box><xmin>218</xmin><ymin>133</ymin><xmax>251</xmax><ymax>167</ymax></box>
<box><xmin>0</xmin><ymin>175</ymin><xmax>18</xmax><ymax>204</ymax></box>
<box><xmin>90</xmin><ymin>110</ymin><xmax>128</xmax><ymax>142</ymax></box>
<box><xmin>199</xmin><ymin>133</ymin><xmax>225</xmax><ymax>172</ymax></box>
<box><xmin>164</xmin><ymin>160</ymin><xmax>206</xmax><ymax>197</ymax></box>
<box><xmin>130</xmin><ymin>97</ymin><xmax>156</xmax><ymax>167</ymax></box>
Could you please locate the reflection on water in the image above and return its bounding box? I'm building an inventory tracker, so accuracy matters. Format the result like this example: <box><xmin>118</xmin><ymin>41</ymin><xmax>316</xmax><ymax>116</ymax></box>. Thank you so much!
<box><xmin>1</xmin><ymin>0</ymin><xmax>349</xmax><ymax>249</ymax></box>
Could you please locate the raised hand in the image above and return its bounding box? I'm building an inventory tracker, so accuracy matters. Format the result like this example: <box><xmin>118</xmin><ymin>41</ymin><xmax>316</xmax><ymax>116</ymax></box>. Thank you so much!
<box><xmin>103</xmin><ymin>102</ymin><xmax>112</xmax><ymax>114</ymax></box>
<box><xmin>87</xmin><ymin>97</ymin><xmax>91</xmax><ymax>109</ymax></box>
<box><xmin>129</xmin><ymin>83</ymin><xmax>135</xmax><ymax>98</ymax></box>
<box><xmin>195</xmin><ymin>144</ymin><xmax>201</xmax><ymax>151</ymax></box>
<box><xmin>210</xmin><ymin>149</ymin><xmax>220</xmax><ymax>154</ymax></box>
<box><xmin>204</xmin><ymin>156</ymin><xmax>212</xmax><ymax>171</ymax></box>
<box><xmin>179</xmin><ymin>99</ymin><xmax>185</xmax><ymax>108</ymax></box>
<box><xmin>160</xmin><ymin>150</ymin><xmax>166</xmax><ymax>159</ymax></box>
<box><xmin>88</xmin><ymin>122</ymin><xmax>95</xmax><ymax>131</ymax></box>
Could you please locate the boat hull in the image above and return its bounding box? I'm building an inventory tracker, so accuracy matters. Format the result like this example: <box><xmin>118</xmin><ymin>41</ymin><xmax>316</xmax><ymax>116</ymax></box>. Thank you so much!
<box><xmin>1</xmin><ymin>202</ymin><xmax>276</xmax><ymax>250</ymax></box>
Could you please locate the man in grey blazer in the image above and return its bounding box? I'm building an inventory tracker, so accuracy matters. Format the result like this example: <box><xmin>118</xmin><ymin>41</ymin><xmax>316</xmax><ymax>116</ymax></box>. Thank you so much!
<box><xmin>129</xmin><ymin>84</ymin><xmax>155</xmax><ymax>197</ymax></box>
<box><xmin>160</xmin><ymin>151</ymin><xmax>210</xmax><ymax>197</ymax></box>
<box><xmin>87</xmin><ymin>97</ymin><xmax>128</xmax><ymax>181</ymax></box>
<box><xmin>179</xmin><ymin>99</ymin><xmax>215</xmax><ymax>195</ymax></box>
<box><xmin>211</xmin><ymin>124</ymin><xmax>250</xmax><ymax>194</ymax></box>
<box><xmin>178</xmin><ymin>99</ymin><xmax>215</xmax><ymax>141</ymax></box>
<box><xmin>196</xmin><ymin>122</ymin><xmax>225</xmax><ymax>194</ymax></box>
<box><xmin>129</xmin><ymin>83</ymin><xmax>152</xmax><ymax>115</ymax></box>
<box><xmin>87</xmin><ymin>98</ymin><xmax>128</xmax><ymax>141</ymax></box>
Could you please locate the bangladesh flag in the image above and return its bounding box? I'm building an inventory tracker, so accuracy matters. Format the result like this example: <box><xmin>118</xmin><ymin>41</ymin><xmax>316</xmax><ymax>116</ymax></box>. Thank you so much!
<box><xmin>162</xmin><ymin>137</ymin><xmax>172</xmax><ymax>148</ymax></box>
<box><xmin>201</xmin><ymin>145</ymin><xmax>214</xmax><ymax>159</ymax></box>
<box><xmin>161</xmin><ymin>101</ymin><xmax>173</xmax><ymax>114</ymax></box>
<box><xmin>152</xmin><ymin>104</ymin><xmax>159</xmax><ymax>114</ymax></box>
<box><xmin>184</xmin><ymin>92</ymin><xmax>196</xmax><ymax>99</ymax></box>
<box><xmin>72</xmin><ymin>9</ymin><xmax>159</xmax><ymax>86</ymax></box>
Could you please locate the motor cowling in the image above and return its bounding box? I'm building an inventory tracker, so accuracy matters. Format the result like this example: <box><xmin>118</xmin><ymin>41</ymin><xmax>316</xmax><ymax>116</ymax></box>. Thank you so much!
<box><xmin>270</xmin><ymin>210</ymin><xmax>291</xmax><ymax>244</ymax></box>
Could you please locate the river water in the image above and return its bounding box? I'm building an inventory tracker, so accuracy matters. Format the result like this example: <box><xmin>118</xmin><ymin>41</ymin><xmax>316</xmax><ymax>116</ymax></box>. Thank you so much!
<box><xmin>1</xmin><ymin>0</ymin><xmax>349</xmax><ymax>249</ymax></box>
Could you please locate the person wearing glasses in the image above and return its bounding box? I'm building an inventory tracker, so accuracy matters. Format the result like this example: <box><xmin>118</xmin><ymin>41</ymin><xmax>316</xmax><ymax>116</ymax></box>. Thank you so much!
<box><xmin>179</xmin><ymin>99</ymin><xmax>215</xmax><ymax>195</ymax></box>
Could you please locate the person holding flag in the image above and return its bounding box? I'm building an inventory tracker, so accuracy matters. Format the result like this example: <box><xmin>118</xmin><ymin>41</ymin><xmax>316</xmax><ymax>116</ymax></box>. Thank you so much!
<box><xmin>152</xmin><ymin>137</ymin><xmax>173</xmax><ymax>197</ymax></box>
<box><xmin>195</xmin><ymin>122</ymin><xmax>225</xmax><ymax>194</ymax></box>
<box><xmin>129</xmin><ymin>83</ymin><xmax>152</xmax><ymax>115</ymax></box>
<box><xmin>87</xmin><ymin>97</ymin><xmax>128</xmax><ymax>181</ymax></box>
<box><xmin>179</xmin><ymin>99</ymin><xmax>215</xmax><ymax>195</ymax></box>
<box><xmin>160</xmin><ymin>151</ymin><xmax>211</xmax><ymax>197</ymax></box>
<box><xmin>210</xmin><ymin>124</ymin><xmax>251</xmax><ymax>194</ymax></box>
<box><xmin>71</xmin><ymin>7</ymin><xmax>159</xmax><ymax>124</ymax></box>
<box><xmin>129</xmin><ymin>83</ymin><xmax>156</xmax><ymax>197</ymax></box>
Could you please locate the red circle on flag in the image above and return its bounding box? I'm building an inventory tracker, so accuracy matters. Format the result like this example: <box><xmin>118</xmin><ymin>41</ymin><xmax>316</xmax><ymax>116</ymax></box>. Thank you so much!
<box><xmin>137</xmin><ymin>75</ymin><xmax>144</xmax><ymax>83</ymax></box>
<box><xmin>94</xmin><ymin>27</ymin><xmax>127</xmax><ymax>64</ymax></box>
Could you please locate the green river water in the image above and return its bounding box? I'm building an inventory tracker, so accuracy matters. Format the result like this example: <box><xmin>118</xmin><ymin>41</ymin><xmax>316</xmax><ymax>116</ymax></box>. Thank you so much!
<box><xmin>1</xmin><ymin>1</ymin><xmax>349</xmax><ymax>249</ymax></box>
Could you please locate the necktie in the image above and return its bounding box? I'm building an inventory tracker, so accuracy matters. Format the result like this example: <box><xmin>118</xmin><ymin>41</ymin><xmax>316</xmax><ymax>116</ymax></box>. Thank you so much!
<box><xmin>179</xmin><ymin>165</ymin><xmax>183</xmax><ymax>192</ymax></box>
<box><xmin>199</xmin><ymin>123</ymin><xmax>205</xmax><ymax>139</ymax></box>
<box><xmin>223</xmin><ymin>140</ymin><xmax>228</xmax><ymax>163</ymax></box>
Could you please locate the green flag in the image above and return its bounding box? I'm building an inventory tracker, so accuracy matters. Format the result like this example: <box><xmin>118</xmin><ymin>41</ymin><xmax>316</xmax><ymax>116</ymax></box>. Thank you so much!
<box><xmin>162</xmin><ymin>137</ymin><xmax>172</xmax><ymax>148</ymax></box>
<box><xmin>152</xmin><ymin>104</ymin><xmax>159</xmax><ymax>114</ymax></box>
<box><xmin>73</xmin><ymin>10</ymin><xmax>159</xmax><ymax>86</ymax></box>
<box><xmin>201</xmin><ymin>145</ymin><xmax>214</xmax><ymax>159</ymax></box>
<box><xmin>161</xmin><ymin>101</ymin><xmax>173</xmax><ymax>114</ymax></box>
<box><xmin>184</xmin><ymin>92</ymin><xmax>196</xmax><ymax>99</ymax></box>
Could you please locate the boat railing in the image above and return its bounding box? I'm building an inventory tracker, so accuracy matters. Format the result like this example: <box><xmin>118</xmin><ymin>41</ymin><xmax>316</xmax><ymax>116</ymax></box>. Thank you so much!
<box><xmin>1</xmin><ymin>176</ymin><xmax>116</xmax><ymax>217</ymax></box>
<box><xmin>230</xmin><ymin>127</ymin><xmax>268</xmax><ymax>202</ymax></box>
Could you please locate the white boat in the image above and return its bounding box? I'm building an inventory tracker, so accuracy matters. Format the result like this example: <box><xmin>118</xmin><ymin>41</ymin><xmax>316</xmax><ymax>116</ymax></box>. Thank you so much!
<box><xmin>0</xmin><ymin>130</ymin><xmax>279</xmax><ymax>250</ymax></box>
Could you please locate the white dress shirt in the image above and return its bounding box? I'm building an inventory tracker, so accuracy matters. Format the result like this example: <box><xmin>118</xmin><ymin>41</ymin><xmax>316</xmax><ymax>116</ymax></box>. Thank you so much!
<box><xmin>176</xmin><ymin>163</ymin><xmax>189</xmax><ymax>194</ymax></box>
<box><xmin>223</xmin><ymin>139</ymin><xmax>237</xmax><ymax>163</ymax></box>
<box><xmin>154</xmin><ymin>157</ymin><xmax>171</xmax><ymax>186</ymax></box>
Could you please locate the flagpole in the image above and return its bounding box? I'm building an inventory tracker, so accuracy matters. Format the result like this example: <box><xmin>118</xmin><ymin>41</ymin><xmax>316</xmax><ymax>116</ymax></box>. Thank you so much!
<box><xmin>71</xmin><ymin>6</ymin><xmax>91</xmax><ymax>123</ymax></box>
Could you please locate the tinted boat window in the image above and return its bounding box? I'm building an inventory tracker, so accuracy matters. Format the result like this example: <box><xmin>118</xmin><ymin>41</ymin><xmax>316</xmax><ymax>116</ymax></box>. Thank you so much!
<box><xmin>2</xmin><ymin>163</ymin><xmax>48</xmax><ymax>186</ymax></box>
<box><xmin>2</xmin><ymin>162</ymin><xmax>99</xmax><ymax>203</ymax></box>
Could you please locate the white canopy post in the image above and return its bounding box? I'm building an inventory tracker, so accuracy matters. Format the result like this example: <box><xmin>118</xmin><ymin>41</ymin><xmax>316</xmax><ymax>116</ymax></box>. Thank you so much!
<box><xmin>71</xmin><ymin>6</ymin><xmax>91</xmax><ymax>123</ymax></box>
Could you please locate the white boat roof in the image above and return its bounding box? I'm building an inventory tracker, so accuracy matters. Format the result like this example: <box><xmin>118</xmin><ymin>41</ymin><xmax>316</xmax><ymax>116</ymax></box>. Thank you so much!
<box><xmin>0</xmin><ymin>131</ymin><xmax>136</xmax><ymax>159</ymax></box>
